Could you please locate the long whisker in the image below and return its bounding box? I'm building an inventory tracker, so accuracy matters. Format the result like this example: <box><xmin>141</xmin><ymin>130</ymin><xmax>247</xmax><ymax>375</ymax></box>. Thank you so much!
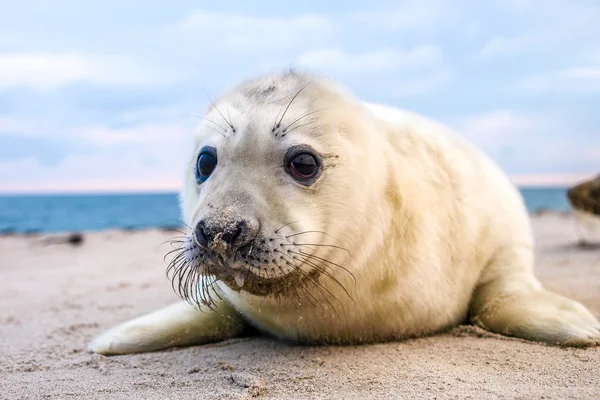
<box><xmin>275</xmin><ymin>221</ymin><xmax>299</xmax><ymax>234</ymax></box>
<box><xmin>162</xmin><ymin>245</ymin><xmax>185</xmax><ymax>262</ymax></box>
<box><xmin>194</xmin><ymin>116</ymin><xmax>227</xmax><ymax>137</ymax></box>
<box><xmin>160</xmin><ymin>219</ymin><xmax>192</xmax><ymax>233</ymax></box>
<box><xmin>286</xmin><ymin>250</ymin><xmax>354</xmax><ymax>304</ymax></box>
<box><xmin>269</xmin><ymin>255</ymin><xmax>304</xmax><ymax>311</ymax></box>
<box><xmin>280</xmin><ymin>122</ymin><xmax>312</xmax><ymax>138</ymax></box>
<box><xmin>273</xmin><ymin>83</ymin><xmax>311</xmax><ymax>131</ymax></box>
<box><xmin>205</xmin><ymin>93</ymin><xmax>235</xmax><ymax>132</ymax></box>
<box><xmin>283</xmin><ymin>108</ymin><xmax>329</xmax><ymax>133</ymax></box>
<box><xmin>281</xmin><ymin>242</ymin><xmax>351</xmax><ymax>257</ymax></box>
<box><xmin>295</xmin><ymin>249</ymin><xmax>356</xmax><ymax>284</ymax></box>
<box><xmin>279</xmin><ymin>254</ymin><xmax>324</xmax><ymax>312</ymax></box>
<box><xmin>284</xmin><ymin>253</ymin><xmax>342</xmax><ymax>314</ymax></box>
<box><xmin>156</xmin><ymin>239</ymin><xmax>183</xmax><ymax>252</ymax></box>
<box><xmin>285</xmin><ymin>230</ymin><xmax>332</xmax><ymax>239</ymax></box>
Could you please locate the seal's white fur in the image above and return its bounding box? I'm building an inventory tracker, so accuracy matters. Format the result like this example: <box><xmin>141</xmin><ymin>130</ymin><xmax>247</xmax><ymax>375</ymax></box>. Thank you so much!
<box><xmin>89</xmin><ymin>70</ymin><xmax>600</xmax><ymax>355</ymax></box>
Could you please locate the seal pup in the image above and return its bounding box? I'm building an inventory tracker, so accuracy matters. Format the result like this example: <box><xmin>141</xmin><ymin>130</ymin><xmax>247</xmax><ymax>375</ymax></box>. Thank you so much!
<box><xmin>567</xmin><ymin>174</ymin><xmax>600</xmax><ymax>246</ymax></box>
<box><xmin>88</xmin><ymin>70</ymin><xmax>600</xmax><ymax>355</ymax></box>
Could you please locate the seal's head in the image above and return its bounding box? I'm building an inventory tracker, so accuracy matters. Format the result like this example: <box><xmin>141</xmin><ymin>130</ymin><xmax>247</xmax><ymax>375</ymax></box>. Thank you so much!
<box><xmin>170</xmin><ymin>69</ymin><xmax>388</xmax><ymax>307</ymax></box>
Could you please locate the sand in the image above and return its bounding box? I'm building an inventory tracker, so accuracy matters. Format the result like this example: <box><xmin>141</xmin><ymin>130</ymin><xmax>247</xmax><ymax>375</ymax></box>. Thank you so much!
<box><xmin>1</xmin><ymin>213</ymin><xmax>599</xmax><ymax>400</ymax></box>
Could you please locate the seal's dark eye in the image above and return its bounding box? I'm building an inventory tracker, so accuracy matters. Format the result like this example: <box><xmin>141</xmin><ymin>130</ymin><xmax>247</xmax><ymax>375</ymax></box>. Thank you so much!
<box><xmin>290</xmin><ymin>154</ymin><xmax>317</xmax><ymax>177</ymax></box>
<box><xmin>195</xmin><ymin>146</ymin><xmax>217</xmax><ymax>183</ymax></box>
<box><xmin>284</xmin><ymin>146</ymin><xmax>322</xmax><ymax>185</ymax></box>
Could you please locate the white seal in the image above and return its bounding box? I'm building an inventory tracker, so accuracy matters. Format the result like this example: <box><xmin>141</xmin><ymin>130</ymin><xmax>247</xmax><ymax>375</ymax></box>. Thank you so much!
<box><xmin>89</xmin><ymin>69</ymin><xmax>600</xmax><ymax>355</ymax></box>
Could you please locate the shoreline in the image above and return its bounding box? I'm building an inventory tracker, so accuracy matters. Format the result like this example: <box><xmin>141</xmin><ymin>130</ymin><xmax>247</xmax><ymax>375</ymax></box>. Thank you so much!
<box><xmin>0</xmin><ymin>209</ymin><xmax>577</xmax><ymax>237</ymax></box>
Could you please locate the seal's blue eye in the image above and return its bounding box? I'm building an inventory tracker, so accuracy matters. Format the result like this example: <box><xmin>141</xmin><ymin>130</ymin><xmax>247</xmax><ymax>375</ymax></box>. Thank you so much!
<box><xmin>196</xmin><ymin>146</ymin><xmax>217</xmax><ymax>183</ymax></box>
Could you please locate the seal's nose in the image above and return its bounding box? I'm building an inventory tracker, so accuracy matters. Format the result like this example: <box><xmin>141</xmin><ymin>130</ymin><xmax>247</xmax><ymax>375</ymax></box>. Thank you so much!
<box><xmin>195</xmin><ymin>217</ymin><xmax>257</xmax><ymax>253</ymax></box>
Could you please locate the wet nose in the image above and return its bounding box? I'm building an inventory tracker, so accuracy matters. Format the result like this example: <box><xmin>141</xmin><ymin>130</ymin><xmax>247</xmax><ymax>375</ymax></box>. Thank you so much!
<box><xmin>195</xmin><ymin>217</ymin><xmax>258</xmax><ymax>252</ymax></box>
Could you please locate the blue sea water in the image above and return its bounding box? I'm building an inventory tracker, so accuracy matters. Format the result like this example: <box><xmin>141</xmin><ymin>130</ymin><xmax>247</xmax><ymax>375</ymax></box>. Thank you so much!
<box><xmin>0</xmin><ymin>188</ymin><xmax>572</xmax><ymax>234</ymax></box>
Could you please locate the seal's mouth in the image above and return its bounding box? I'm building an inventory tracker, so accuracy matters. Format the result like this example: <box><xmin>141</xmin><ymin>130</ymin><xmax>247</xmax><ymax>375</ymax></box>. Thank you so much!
<box><xmin>164</xmin><ymin>227</ymin><xmax>355</xmax><ymax>309</ymax></box>
<box><xmin>169</xmin><ymin>232</ymin><xmax>313</xmax><ymax>301</ymax></box>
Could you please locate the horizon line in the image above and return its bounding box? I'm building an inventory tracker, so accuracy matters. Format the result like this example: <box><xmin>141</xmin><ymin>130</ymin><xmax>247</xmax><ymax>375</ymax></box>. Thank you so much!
<box><xmin>0</xmin><ymin>172</ymin><xmax>595</xmax><ymax>195</ymax></box>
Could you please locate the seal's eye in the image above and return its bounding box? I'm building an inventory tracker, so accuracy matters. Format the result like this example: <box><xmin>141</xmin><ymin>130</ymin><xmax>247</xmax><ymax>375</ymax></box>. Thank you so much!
<box><xmin>284</xmin><ymin>145</ymin><xmax>322</xmax><ymax>185</ymax></box>
<box><xmin>290</xmin><ymin>154</ymin><xmax>317</xmax><ymax>177</ymax></box>
<box><xmin>195</xmin><ymin>146</ymin><xmax>217</xmax><ymax>183</ymax></box>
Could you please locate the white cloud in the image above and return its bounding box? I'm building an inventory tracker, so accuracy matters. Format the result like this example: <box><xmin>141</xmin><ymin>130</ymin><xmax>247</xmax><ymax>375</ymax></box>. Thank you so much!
<box><xmin>557</xmin><ymin>67</ymin><xmax>600</xmax><ymax>81</ymax></box>
<box><xmin>295</xmin><ymin>46</ymin><xmax>442</xmax><ymax>74</ymax></box>
<box><xmin>583</xmin><ymin>146</ymin><xmax>600</xmax><ymax>161</ymax></box>
<box><xmin>0</xmin><ymin>53</ymin><xmax>168</xmax><ymax>90</ymax></box>
<box><xmin>452</xmin><ymin>110</ymin><xmax>598</xmax><ymax>180</ymax></box>
<box><xmin>177</xmin><ymin>12</ymin><xmax>333</xmax><ymax>51</ymax></box>
<box><xmin>0</xmin><ymin>156</ymin><xmax>182</xmax><ymax>193</ymax></box>
<box><xmin>479</xmin><ymin>35</ymin><xmax>539</xmax><ymax>58</ymax></box>
<box><xmin>348</xmin><ymin>2</ymin><xmax>448</xmax><ymax>33</ymax></box>
<box><xmin>523</xmin><ymin>67</ymin><xmax>600</xmax><ymax>92</ymax></box>
<box><xmin>75</xmin><ymin>124</ymin><xmax>192</xmax><ymax>146</ymax></box>
<box><xmin>395</xmin><ymin>70</ymin><xmax>454</xmax><ymax>98</ymax></box>
<box><xmin>0</xmin><ymin>117</ymin><xmax>193</xmax><ymax>149</ymax></box>
<box><xmin>496</xmin><ymin>0</ymin><xmax>533</xmax><ymax>11</ymax></box>
<box><xmin>453</xmin><ymin>110</ymin><xmax>545</xmax><ymax>148</ymax></box>
<box><xmin>0</xmin><ymin>116</ymin><xmax>40</xmax><ymax>135</ymax></box>
<box><xmin>0</xmin><ymin>122</ymin><xmax>194</xmax><ymax>193</ymax></box>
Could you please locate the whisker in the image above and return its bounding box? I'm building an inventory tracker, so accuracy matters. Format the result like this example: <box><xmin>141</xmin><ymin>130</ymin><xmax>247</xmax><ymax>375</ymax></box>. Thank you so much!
<box><xmin>282</xmin><ymin>242</ymin><xmax>351</xmax><ymax>257</ymax></box>
<box><xmin>283</xmin><ymin>253</ymin><xmax>341</xmax><ymax>314</ymax></box>
<box><xmin>201</xmin><ymin>122</ymin><xmax>227</xmax><ymax>138</ymax></box>
<box><xmin>162</xmin><ymin>245</ymin><xmax>185</xmax><ymax>262</ymax></box>
<box><xmin>157</xmin><ymin>240</ymin><xmax>180</xmax><ymax>252</ymax></box>
<box><xmin>281</xmin><ymin>122</ymin><xmax>312</xmax><ymax>137</ymax></box>
<box><xmin>165</xmin><ymin>251</ymin><xmax>185</xmax><ymax>278</ymax></box>
<box><xmin>192</xmin><ymin>115</ymin><xmax>226</xmax><ymax>132</ymax></box>
<box><xmin>279</xmin><ymin>255</ymin><xmax>321</xmax><ymax>312</ymax></box>
<box><xmin>285</xmin><ymin>230</ymin><xmax>332</xmax><ymax>239</ymax></box>
<box><xmin>283</xmin><ymin>108</ymin><xmax>329</xmax><ymax>133</ymax></box>
<box><xmin>206</xmin><ymin>273</ymin><xmax>225</xmax><ymax>308</ymax></box>
<box><xmin>269</xmin><ymin>256</ymin><xmax>303</xmax><ymax>311</ymax></box>
<box><xmin>205</xmin><ymin>93</ymin><xmax>235</xmax><ymax>132</ymax></box>
<box><xmin>295</xmin><ymin>249</ymin><xmax>356</xmax><ymax>284</ymax></box>
<box><xmin>275</xmin><ymin>220</ymin><xmax>300</xmax><ymax>234</ymax></box>
<box><xmin>273</xmin><ymin>82</ymin><xmax>311</xmax><ymax>131</ymax></box>
<box><xmin>287</xmin><ymin>251</ymin><xmax>353</xmax><ymax>304</ymax></box>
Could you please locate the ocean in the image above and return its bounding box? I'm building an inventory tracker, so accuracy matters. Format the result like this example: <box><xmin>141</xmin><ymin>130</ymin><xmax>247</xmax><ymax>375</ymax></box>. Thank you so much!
<box><xmin>0</xmin><ymin>188</ymin><xmax>572</xmax><ymax>234</ymax></box>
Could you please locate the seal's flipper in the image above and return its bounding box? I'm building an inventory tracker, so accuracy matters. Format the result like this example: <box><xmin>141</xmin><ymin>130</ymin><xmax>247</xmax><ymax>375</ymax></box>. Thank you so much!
<box><xmin>470</xmin><ymin>272</ymin><xmax>600</xmax><ymax>347</ymax></box>
<box><xmin>87</xmin><ymin>300</ymin><xmax>246</xmax><ymax>355</ymax></box>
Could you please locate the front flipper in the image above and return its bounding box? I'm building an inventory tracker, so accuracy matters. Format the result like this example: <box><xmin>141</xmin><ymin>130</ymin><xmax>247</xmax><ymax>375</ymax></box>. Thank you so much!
<box><xmin>470</xmin><ymin>273</ymin><xmax>600</xmax><ymax>347</ymax></box>
<box><xmin>87</xmin><ymin>300</ymin><xmax>246</xmax><ymax>355</ymax></box>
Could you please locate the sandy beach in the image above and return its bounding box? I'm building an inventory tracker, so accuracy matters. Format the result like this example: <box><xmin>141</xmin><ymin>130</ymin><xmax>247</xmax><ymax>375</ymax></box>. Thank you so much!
<box><xmin>1</xmin><ymin>212</ymin><xmax>599</xmax><ymax>400</ymax></box>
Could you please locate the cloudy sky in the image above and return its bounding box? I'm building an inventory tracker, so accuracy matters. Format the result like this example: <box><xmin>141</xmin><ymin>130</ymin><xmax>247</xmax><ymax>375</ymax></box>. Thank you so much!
<box><xmin>0</xmin><ymin>0</ymin><xmax>598</xmax><ymax>193</ymax></box>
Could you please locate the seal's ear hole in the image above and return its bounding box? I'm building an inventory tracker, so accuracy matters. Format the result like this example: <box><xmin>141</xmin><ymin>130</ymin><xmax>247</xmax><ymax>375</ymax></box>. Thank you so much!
<box><xmin>283</xmin><ymin>145</ymin><xmax>323</xmax><ymax>186</ymax></box>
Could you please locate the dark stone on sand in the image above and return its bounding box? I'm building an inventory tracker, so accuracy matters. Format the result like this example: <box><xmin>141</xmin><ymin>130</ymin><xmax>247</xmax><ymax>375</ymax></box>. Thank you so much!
<box><xmin>36</xmin><ymin>232</ymin><xmax>85</xmax><ymax>247</ymax></box>
<box><xmin>576</xmin><ymin>239</ymin><xmax>600</xmax><ymax>250</ymax></box>
<box><xmin>66</xmin><ymin>233</ymin><xmax>84</xmax><ymax>245</ymax></box>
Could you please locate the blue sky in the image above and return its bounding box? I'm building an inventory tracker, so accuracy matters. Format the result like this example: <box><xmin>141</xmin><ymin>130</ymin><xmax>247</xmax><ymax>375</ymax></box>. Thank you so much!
<box><xmin>0</xmin><ymin>0</ymin><xmax>598</xmax><ymax>192</ymax></box>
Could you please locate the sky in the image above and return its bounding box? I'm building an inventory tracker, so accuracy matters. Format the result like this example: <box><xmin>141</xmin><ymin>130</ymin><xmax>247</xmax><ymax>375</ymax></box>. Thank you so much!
<box><xmin>0</xmin><ymin>0</ymin><xmax>598</xmax><ymax>193</ymax></box>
